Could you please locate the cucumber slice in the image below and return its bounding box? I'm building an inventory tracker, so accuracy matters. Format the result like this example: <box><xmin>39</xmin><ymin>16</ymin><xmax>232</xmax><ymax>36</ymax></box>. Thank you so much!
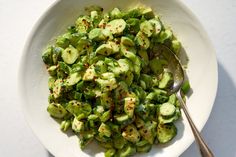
<box><xmin>47</xmin><ymin>65</ymin><xmax>57</xmax><ymax>76</ymax></box>
<box><xmin>108</xmin><ymin>41</ymin><xmax>120</xmax><ymax>53</ymax></box>
<box><xmin>100</xmin><ymin>110</ymin><xmax>111</xmax><ymax>122</ymax></box>
<box><xmin>141</xmin><ymin>7</ymin><xmax>155</xmax><ymax>19</ymax></box>
<box><xmin>113</xmin><ymin>135</ymin><xmax>127</xmax><ymax>149</ymax></box>
<box><xmin>158</xmin><ymin>107</ymin><xmax>181</xmax><ymax>124</ymax></box>
<box><xmin>168</xmin><ymin>94</ymin><xmax>177</xmax><ymax>105</ymax></box>
<box><xmin>140</xmin><ymin>21</ymin><xmax>154</xmax><ymax>37</ymax></box>
<box><xmin>139</xmin><ymin>121</ymin><xmax>157</xmax><ymax>144</ymax></box>
<box><xmin>114</xmin><ymin>114</ymin><xmax>129</xmax><ymax>124</ymax></box>
<box><xmin>83</xmin><ymin>66</ymin><xmax>97</xmax><ymax>81</ymax></box>
<box><xmin>61</xmin><ymin>45</ymin><xmax>79</xmax><ymax>64</ymax></box>
<box><xmin>117</xmin><ymin>145</ymin><xmax>136</xmax><ymax>157</ymax></box>
<box><xmin>47</xmin><ymin>103</ymin><xmax>67</xmax><ymax>119</ymax></box>
<box><xmin>126</xmin><ymin>18</ymin><xmax>140</xmax><ymax>34</ymax></box>
<box><xmin>124</xmin><ymin>97</ymin><xmax>136</xmax><ymax>118</ymax></box>
<box><xmin>121</xmin><ymin>36</ymin><xmax>135</xmax><ymax>46</ymax></box>
<box><xmin>158</xmin><ymin>72</ymin><xmax>174</xmax><ymax>89</ymax></box>
<box><xmin>42</xmin><ymin>46</ymin><xmax>53</xmax><ymax>65</ymax></box>
<box><xmin>110</xmin><ymin>8</ymin><xmax>122</xmax><ymax>19</ymax></box>
<box><xmin>171</xmin><ymin>39</ymin><xmax>181</xmax><ymax>54</ymax></box>
<box><xmin>160</xmin><ymin>102</ymin><xmax>176</xmax><ymax>117</ymax></box>
<box><xmin>98</xmin><ymin>123</ymin><xmax>112</xmax><ymax>137</ymax></box>
<box><xmin>48</xmin><ymin>77</ymin><xmax>55</xmax><ymax>90</ymax></box>
<box><xmin>76</xmin><ymin>37</ymin><xmax>92</xmax><ymax>56</ymax></box>
<box><xmin>157</xmin><ymin>123</ymin><xmax>177</xmax><ymax>143</ymax></box>
<box><xmin>135</xmin><ymin>31</ymin><xmax>150</xmax><ymax>49</ymax></box>
<box><xmin>181</xmin><ymin>80</ymin><xmax>191</xmax><ymax>94</ymax></box>
<box><xmin>106</xmin><ymin>19</ymin><xmax>126</xmax><ymax>35</ymax></box>
<box><xmin>72</xmin><ymin>117</ymin><xmax>84</xmax><ymax>133</ymax></box>
<box><xmin>136</xmin><ymin>140</ymin><xmax>149</xmax><ymax>147</ymax></box>
<box><xmin>65</xmin><ymin>72</ymin><xmax>81</xmax><ymax>86</ymax></box>
<box><xmin>52</xmin><ymin>79</ymin><xmax>64</xmax><ymax>98</ymax></box>
<box><xmin>75</xmin><ymin>16</ymin><xmax>92</xmax><ymax>33</ymax></box>
<box><xmin>122</xmin><ymin>124</ymin><xmax>140</xmax><ymax>143</ymax></box>
<box><xmin>137</xmin><ymin>144</ymin><xmax>152</xmax><ymax>152</ymax></box>
<box><xmin>105</xmin><ymin>148</ymin><xmax>116</xmax><ymax>157</ymax></box>
<box><xmin>149</xmin><ymin>19</ymin><xmax>162</xmax><ymax>35</ymax></box>
<box><xmin>157</xmin><ymin>29</ymin><xmax>173</xmax><ymax>43</ymax></box>
<box><xmin>89</xmin><ymin>28</ymin><xmax>105</xmax><ymax>41</ymax></box>
<box><xmin>95</xmin><ymin>44</ymin><xmax>113</xmax><ymax>56</ymax></box>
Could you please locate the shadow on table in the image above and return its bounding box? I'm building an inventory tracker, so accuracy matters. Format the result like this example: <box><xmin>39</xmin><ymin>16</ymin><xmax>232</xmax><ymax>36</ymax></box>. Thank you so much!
<box><xmin>181</xmin><ymin>62</ymin><xmax>236</xmax><ymax>157</ymax></box>
<box><xmin>47</xmin><ymin>152</ymin><xmax>53</xmax><ymax>157</ymax></box>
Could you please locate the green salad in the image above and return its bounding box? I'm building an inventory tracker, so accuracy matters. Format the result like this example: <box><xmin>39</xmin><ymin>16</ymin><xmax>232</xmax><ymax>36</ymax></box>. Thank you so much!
<box><xmin>42</xmin><ymin>6</ymin><xmax>190</xmax><ymax>157</ymax></box>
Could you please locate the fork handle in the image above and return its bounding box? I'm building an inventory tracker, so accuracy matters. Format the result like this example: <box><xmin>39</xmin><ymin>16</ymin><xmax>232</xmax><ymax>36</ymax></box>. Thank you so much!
<box><xmin>176</xmin><ymin>91</ymin><xmax>214</xmax><ymax>157</ymax></box>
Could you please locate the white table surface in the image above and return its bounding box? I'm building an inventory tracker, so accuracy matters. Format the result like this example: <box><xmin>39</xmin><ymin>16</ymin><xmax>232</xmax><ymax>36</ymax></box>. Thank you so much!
<box><xmin>0</xmin><ymin>0</ymin><xmax>236</xmax><ymax>156</ymax></box>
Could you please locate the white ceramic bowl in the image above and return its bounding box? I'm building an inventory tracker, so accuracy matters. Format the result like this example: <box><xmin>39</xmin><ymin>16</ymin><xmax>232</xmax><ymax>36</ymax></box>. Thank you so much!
<box><xmin>19</xmin><ymin>0</ymin><xmax>218</xmax><ymax>157</ymax></box>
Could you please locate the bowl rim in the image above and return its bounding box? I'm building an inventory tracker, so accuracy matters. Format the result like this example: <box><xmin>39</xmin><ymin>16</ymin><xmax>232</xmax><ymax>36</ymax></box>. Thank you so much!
<box><xmin>18</xmin><ymin>0</ymin><xmax>218</xmax><ymax>156</ymax></box>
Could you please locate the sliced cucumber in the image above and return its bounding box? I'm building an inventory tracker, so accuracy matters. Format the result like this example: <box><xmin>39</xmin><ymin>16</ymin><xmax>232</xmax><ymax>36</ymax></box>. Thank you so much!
<box><xmin>75</xmin><ymin>16</ymin><xmax>92</xmax><ymax>33</ymax></box>
<box><xmin>106</xmin><ymin>19</ymin><xmax>126</xmax><ymax>35</ymax></box>
<box><xmin>72</xmin><ymin>117</ymin><xmax>84</xmax><ymax>133</ymax></box>
<box><xmin>149</xmin><ymin>19</ymin><xmax>162</xmax><ymax>35</ymax></box>
<box><xmin>124</xmin><ymin>97</ymin><xmax>136</xmax><ymax>118</ymax></box>
<box><xmin>135</xmin><ymin>31</ymin><xmax>150</xmax><ymax>49</ymax></box>
<box><xmin>121</xmin><ymin>36</ymin><xmax>135</xmax><ymax>46</ymax></box>
<box><xmin>181</xmin><ymin>80</ymin><xmax>191</xmax><ymax>94</ymax></box>
<box><xmin>61</xmin><ymin>45</ymin><xmax>79</xmax><ymax>64</ymax></box>
<box><xmin>98</xmin><ymin>123</ymin><xmax>112</xmax><ymax>137</ymax></box>
<box><xmin>141</xmin><ymin>7</ymin><xmax>155</xmax><ymax>19</ymax></box>
<box><xmin>65</xmin><ymin>72</ymin><xmax>81</xmax><ymax>86</ymax></box>
<box><xmin>160</xmin><ymin>102</ymin><xmax>176</xmax><ymax>117</ymax></box>
<box><xmin>96</xmin><ymin>44</ymin><xmax>113</xmax><ymax>56</ymax></box>
<box><xmin>157</xmin><ymin>123</ymin><xmax>177</xmax><ymax>143</ymax></box>
<box><xmin>113</xmin><ymin>134</ymin><xmax>127</xmax><ymax>149</ymax></box>
<box><xmin>47</xmin><ymin>103</ymin><xmax>67</xmax><ymax>119</ymax></box>
<box><xmin>114</xmin><ymin>114</ymin><xmax>129</xmax><ymax>124</ymax></box>
<box><xmin>140</xmin><ymin>20</ymin><xmax>154</xmax><ymax>37</ymax></box>
<box><xmin>117</xmin><ymin>145</ymin><xmax>136</xmax><ymax>157</ymax></box>
<box><xmin>158</xmin><ymin>72</ymin><xmax>174</xmax><ymax>89</ymax></box>
<box><xmin>122</xmin><ymin>124</ymin><xmax>140</xmax><ymax>143</ymax></box>
<box><xmin>105</xmin><ymin>148</ymin><xmax>116</xmax><ymax>157</ymax></box>
<box><xmin>137</xmin><ymin>143</ymin><xmax>152</xmax><ymax>153</ymax></box>
<box><xmin>89</xmin><ymin>28</ymin><xmax>105</xmax><ymax>41</ymax></box>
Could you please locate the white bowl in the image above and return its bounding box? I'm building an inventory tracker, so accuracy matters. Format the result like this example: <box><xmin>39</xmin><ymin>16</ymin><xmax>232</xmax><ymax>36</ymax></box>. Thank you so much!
<box><xmin>19</xmin><ymin>0</ymin><xmax>218</xmax><ymax>157</ymax></box>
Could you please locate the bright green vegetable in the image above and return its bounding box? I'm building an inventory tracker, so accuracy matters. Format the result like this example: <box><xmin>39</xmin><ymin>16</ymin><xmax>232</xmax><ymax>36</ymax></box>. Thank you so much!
<box><xmin>113</xmin><ymin>134</ymin><xmax>127</xmax><ymax>149</ymax></box>
<box><xmin>149</xmin><ymin>18</ymin><xmax>162</xmax><ymax>35</ymax></box>
<box><xmin>121</xmin><ymin>36</ymin><xmax>135</xmax><ymax>46</ymax></box>
<box><xmin>47</xmin><ymin>103</ymin><xmax>67</xmax><ymax>119</ymax></box>
<box><xmin>141</xmin><ymin>7</ymin><xmax>155</xmax><ymax>19</ymax></box>
<box><xmin>135</xmin><ymin>31</ymin><xmax>150</xmax><ymax>49</ymax></box>
<box><xmin>105</xmin><ymin>148</ymin><xmax>116</xmax><ymax>157</ymax></box>
<box><xmin>117</xmin><ymin>145</ymin><xmax>136</xmax><ymax>157</ymax></box>
<box><xmin>65</xmin><ymin>72</ymin><xmax>81</xmax><ymax>86</ymax></box>
<box><xmin>140</xmin><ymin>20</ymin><xmax>154</xmax><ymax>37</ymax></box>
<box><xmin>157</xmin><ymin>29</ymin><xmax>173</xmax><ymax>43</ymax></box>
<box><xmin>60</xmin><ymin>120</ymin><xmax>71</xmax><ymax>132</ymax></box>
<box><xmin>181</xmin><ymin>80</ymin><xmax>191</xmax><ymax>94</ymax></box>
<box><xmin>61</xmin><ymin>45</ymin><xmax>79</xmax><ymax>64</ymax></box>
<box><xmin>105</xmin><ymin>19</ymin><xmax>126</xmax><ymax>35</ymax></box>
<box><xmin>42</xmin><ymin>6</ymin><xmax>190</xmax><ymax>157</ymax></box>
<box><xmin>158</xmin><ymin>72</ymin><xmax>174</xmax><ymax>89</ymax></box>
<box><xmin>75</xmin><ymin>16</ymin><xmax>92</xmax><ymax>33</ymax></box>
<box><xmin>122</xmin><ymin>124</ymin><xmax>140</xmax><ymax>143</ymax></box>
<box><xmin>157</xmin><ymin>123</ymin><xmax>177</xmax><ymax>143</ymax></box>
<box><xmin>137</xmin><ymin>143</ymin><xmax>152</xmax><ymax>152</ymax></box>
<box><xmin>159</xmin><ymin>102</ymin><xmax>176</xmax><ymax>117</ymax></box>
<box><xmin>72</xmin><ymin>117</ymin><xmax>84</xmax><ymax>133</ymax></box>
<box><xmin>99</xmin><ymin>123</ymin><xmax>112</xmax><ymax>137</ymax></box>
